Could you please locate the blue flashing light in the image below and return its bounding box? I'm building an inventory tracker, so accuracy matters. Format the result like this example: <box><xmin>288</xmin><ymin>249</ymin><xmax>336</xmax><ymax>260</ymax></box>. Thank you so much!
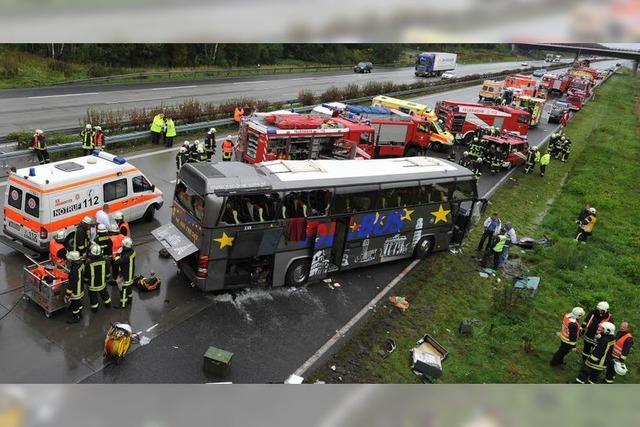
<box><xmin>29</xmin><ymin>167</ymin><xmax>36</xmax><ymax>177</ymax></box>
<box><xmin>113</xmin><ymin>156</ymin><xmax>127</xmax><ymax>165</ymax></box>
<box><xmin>267</xmin><ymin>128</ymin><xmax>277</xmax><ymax>135</ymax></box>
<box><xmin>92</xmin><ymin>150</ymin><xmax>100</xmax><ymax>156</ymax></box>
<box><xmin>364</xmin><ymin>120</ymin><xmax>371</xmax><ymax>125</ymax></box>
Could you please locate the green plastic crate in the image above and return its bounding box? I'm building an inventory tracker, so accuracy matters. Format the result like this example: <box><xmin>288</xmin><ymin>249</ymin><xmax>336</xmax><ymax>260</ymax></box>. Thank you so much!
<box><xmin>203</xmin><ymin>346</ymin><xmax>233</xmax><ymax>378</ymax></box>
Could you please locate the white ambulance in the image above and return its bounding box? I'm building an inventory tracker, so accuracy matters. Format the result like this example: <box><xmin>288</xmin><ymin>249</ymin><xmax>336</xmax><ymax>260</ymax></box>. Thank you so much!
<box><xmin>3</xmin><ymin>151</ymin><xmax>164</xmax><ymax>251</ymax></box>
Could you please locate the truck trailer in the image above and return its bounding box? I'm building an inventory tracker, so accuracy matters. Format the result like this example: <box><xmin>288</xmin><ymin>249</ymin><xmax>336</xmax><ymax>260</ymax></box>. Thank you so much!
<box><xmin>415</xmin><ymin>52</ymin><xmax>457</xmax><ymax>77</ymax></box>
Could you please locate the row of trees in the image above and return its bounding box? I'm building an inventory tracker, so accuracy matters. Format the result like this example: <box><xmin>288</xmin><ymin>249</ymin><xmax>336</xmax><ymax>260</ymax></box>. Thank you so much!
<box><xmin>7</xmin><ymin>43</ymin><xmax>469</xmax><ymax>68</ymax></box>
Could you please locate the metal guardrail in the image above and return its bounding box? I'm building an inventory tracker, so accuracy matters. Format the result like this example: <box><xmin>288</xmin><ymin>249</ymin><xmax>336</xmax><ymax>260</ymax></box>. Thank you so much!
<box><xmin>0</xmin><ymin>62</ymin><xmax>580</xmax><ymax>165</ymax></box>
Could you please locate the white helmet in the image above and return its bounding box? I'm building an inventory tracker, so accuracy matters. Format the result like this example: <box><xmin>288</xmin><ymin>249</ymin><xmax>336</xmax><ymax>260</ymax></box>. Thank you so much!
<box><xmin>226</xmin><ymin>135</ymin><xmax>233</xmax><ymax>139</ymax></box>
<box><xmin>209</xmin><ymin>127</ymin><xmax>216</xmax><ymax>133</ymax></box>
<box><xmin>94</xmin><ymin>126</ymin><xmax>102</xmax><ymax>131</ymax></box>
<box><xmin>588</xmin><ymin>207</ymin><xmax>596</xmax><ymax>214</ymax></box>
<box><xmin>597</xmin><ymin>301</ymin><xmax>609</xmax><ymax>312</ymax></box>
<box><xmin>85</xmin><ymin>124</ymin><xmax>92</xmax><ymax>129</ymax></box>
<box><xmin>197</xmin><ymin>145</ymin><xmax>205</xmax><ymax>154</ymax></box>
<box><xmin>35</xmin><ymin>129</ymin><xmax>44</xmax><ymax>135</ymax></box>
<box><xmin>66</xmin><ymin>251</ymin><xmax>81</xmax><ymax>262</ymax></box>
<box><xmin>89</xmin><ymin>244</ymin><xmax>102</xmax><ymax>257</ymax></box>
<box><xmin>473</xmin><ymin>137</ymin><xmax>479</xmax><ymax>143</ymax></box>
<box><xmin>114</xmin><ymin>211</ymin><xmax>124</xmax><ymax>221</ymax></box>
<box><xmin>463</xmin><ymin>151</ymin><xmax>468</xmax><ymax>156</ymax></box>
<box><xmin>613</xmin><ymin>359</ymin><xmax>628</xmax><ymax>376</ymax></box>
<box><xmin>183</xmin><ymin>141</ymin><xmax>190</xmax><ymax>147</ymax></box>
<box><xmin>571</xmin><ymin>307</ymin><xmax>585</xmax><ymax>319</ymax></box>
<box><xmin>552</xmin><ymin>132</ymin><xmax>558</xmax><ymax>138</ymax></box>
<box><xmin>97</xmin><ymin>223</ymin><xmax>108</xmax><ymax>233</ymax></box>
<box><xmin>55</xmin><ymin>230</ymin><xmax>66</xmax><ymax>241</ymax></box>
<box><xmin>561</xmin><ymin>136</ymin><xmax>566</xmax><ymax>141</ymax></box>
<box><xmin>82</xmin><ymin>216</ymin><xmax>93</xmax><ymax>225</ymax></box>
<box><xmin>194</xmin><ymin>140</ymin><xmax>200</xmax><ymax>145</ymax></box>
<box><xmin>601</xmin><ymin>322</ymin><xmax>615</xmax><ymax>336</ymax></box>
<box><xmin>109</xmin><ymin>223</ymin><xmax>120</xmax><ymax>234</ymax></box>
<box><xmin>179</xmin><ymin>147</ymin><xmax>187</xmax><ymax>153</ymax></box>
<box><xmin>122</xmin><ymin>237</ymin><xmax>133</xmax><ymax>249</ymax></box>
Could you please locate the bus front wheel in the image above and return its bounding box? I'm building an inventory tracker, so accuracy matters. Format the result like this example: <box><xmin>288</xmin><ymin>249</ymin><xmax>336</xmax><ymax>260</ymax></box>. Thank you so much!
<box><xmin>286</xmin><ymin>259</ymin><xmax>310</xmax><ymax>287</ymax></box>
<box><xmin>414</xmin><ymin>237</ymin><xmax>433</xmax><ymax>260</ymax></box>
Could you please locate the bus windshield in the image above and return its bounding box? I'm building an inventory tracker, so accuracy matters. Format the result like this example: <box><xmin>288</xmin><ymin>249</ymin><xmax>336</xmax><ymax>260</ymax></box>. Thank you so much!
<box><xmin>174</xmin><ymin>181</ymin><xmax>205</xmax><ymax>222</ymax></box>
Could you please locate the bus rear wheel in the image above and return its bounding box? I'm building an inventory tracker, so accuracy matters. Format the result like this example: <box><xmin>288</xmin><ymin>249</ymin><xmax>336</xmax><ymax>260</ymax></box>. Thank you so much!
<box><xmin>413</xmin><ymin>237</ymin><xmax>433</xmax><ymax>260</ymax></box>
<box><xmin>286</xmin><ymin>259</ymin><xmax>310</xmax><ymax>287</ymax></box>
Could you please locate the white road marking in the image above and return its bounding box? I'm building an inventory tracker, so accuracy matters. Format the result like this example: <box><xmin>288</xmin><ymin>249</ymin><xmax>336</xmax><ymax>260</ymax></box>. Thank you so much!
<box><xmin>232</xmin><ymin>80</ymin><xmax>266</xmax><ymax>85</ymax></box>
<box><xmin>28</xmin><ymin>92</ymin><xmax>99</xmax><ymax>99</ymax></box>
<box><xmin>151</xmin><ymin>85</ymin><xmax>198</xmax><ymax>91</ymax></box>
<box><xmin>146</xmin><ymin>323</ymin><xmax>159</xmax><ymax>332</ymax></box>
<box><xmin>293</xmin><ymin>258</ymin><xmax>420</xmax><ymax>378</ymax></box>
<box><xmin>291</xmin><ymin>77</ymin><xmax>314</xmax><ymax>81</ymax></box>
<box><xmin>106</xmin><ymin>96</ymin><xmax>171</xmax><ymax>104</ymax></box>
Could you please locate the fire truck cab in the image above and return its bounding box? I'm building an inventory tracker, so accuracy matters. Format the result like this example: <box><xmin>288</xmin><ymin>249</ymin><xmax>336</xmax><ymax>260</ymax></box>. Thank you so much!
<box><xmin>503</xmin><ymin>74</ymin><xmax>538</xmax><ymax>97</ymax></box>
<box><xmin>540</xmin><ymin>73</ymin><xmax>572</xmax><ymax>95</ymax></box>
<box><xmin>482</xmin><ymin>134</ymin><xmax>530</xmax><ymax>169</ymax></box>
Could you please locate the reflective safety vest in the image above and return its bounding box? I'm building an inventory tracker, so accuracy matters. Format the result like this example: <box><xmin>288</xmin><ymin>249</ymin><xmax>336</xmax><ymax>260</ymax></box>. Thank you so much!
<box><xmin>66</xmin><ymin>263</ymin><xmax>85</xmax><ymax>300</ymax></box>
<box><xmin>613</xmin><ymin>332</ymin><xmax>633</xmax><ymax>359</ymax></box>
<box><xmin>81</xmin><ymin>130</ymin><xmax>94</xmax><ymax>149</ymax></box>
<box><xmin>85</xmin><ymin>259</ymin><xmax>107</xmax><ymax>292</ymax></box>
<box><xmin>49</xmin><ymin>240</ymin><xmax>66</xmax><ymax>265</ymax></box>
<box><xmin>165</xmin><ymin>119</ymin><xmax>177</xmax><ymax>137</ymax></box>
<box><xmin>585</xmin><ymin>336</ymin><xmax>615</xmax><ymax>371</ymax></box>
<box><xmin>150</xmin><ymin>114</ymin><xmax>165</xmax><ymax>133</ymax></box>
<box><xmin>580</xmin><ymin>214</ymin><xmax>597</xmax><ymax>232</ymax></box>
<box><xmin>560</xmin><ymin>314</ymin><xmax>579</xmax><ymax>345</ymax></box>
<box><xmin>94</xmin><ymin>232</ymin><xmax>112</xmax><ymax>257</ymax></box>
<box><xmin>526</xmin><ymin>150</ymin><xmax>536</xmax><ymax>163</ymax></box>
<box><xmin>540</xmin><ymin>153</ymin><xmax>550</xmax><ymax>165</ymax></box>
<box><xmin>32</xmin><ymin>134</ymin><xmax>46</xmax><ymax>150</ymax></box>
<box><xmin>222</xmin><ymin>140</ymin><xmax>234</xmax><ymax>153</ymax></box>
<box><xmin>110</xmin><ymin>234</ymin><xmax>125</xmax><ymax>256</ymax></box>
<box><xmin>535</xmin><ymin>151</ymin><xmax>541</xmax><ymax>163</ymax></box>
<box><xmin>93</xmin><ymin>132</ymin><xmax>105</xmax><ymax>150</ymax></box>
<box><xmin>492</xmin><ymin>234</ymin><xmax>507</xmax><ymax>253</ymax></box>
<box><xmin>233</xmin><ymin>107</ymin><xmax>243</xmax><ymax>122</ymax></box>
<box><xmin>117</xmin><ymin>249</ymin><xmax>136</xmax><ymax>286</ymax></box>
<box><xmin>117</xmin><ymin>221</ymin><xmax>130</xmax><ymax>237</ymax></box>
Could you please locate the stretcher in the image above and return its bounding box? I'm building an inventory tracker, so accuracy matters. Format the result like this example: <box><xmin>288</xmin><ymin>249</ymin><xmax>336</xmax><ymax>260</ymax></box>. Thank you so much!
<box><xmin>23</xmin><ymin>260</ymin><xmax>68</xmax><ymax>318</ymax></box>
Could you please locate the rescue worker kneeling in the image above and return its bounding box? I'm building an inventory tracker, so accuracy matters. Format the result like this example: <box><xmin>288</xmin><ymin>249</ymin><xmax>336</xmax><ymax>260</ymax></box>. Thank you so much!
<box><xmin>85</xmin><ymin>244</ymin><xmax>112</xmax><ymax>312</ymax></box>
<box><xmin>49</xmin><ymin>230</ymin><xmax>68</xmax><ymax>267</ymax></box>
<box><xmin>115</xmin><ymin>237</ymin><xmax>136</xmax><ymax>309</ymax></box>
<box><xmin>576</xmin><ymin>322</ymin><xmax>616</xmax><ymax>384</ymax></box>
<box><xmin>65</xmin><ymin>251</ymin><xmax>85</xmax><ymax>324</ymax></box>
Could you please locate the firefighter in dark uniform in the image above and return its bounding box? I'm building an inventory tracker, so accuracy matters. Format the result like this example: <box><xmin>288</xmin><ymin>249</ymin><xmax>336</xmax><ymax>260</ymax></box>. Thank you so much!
<box><xmin>555</xmin><ymin>136</ymin><xmax>566</xmax><ymax>159</ymax></box>
<box><xmin>195</xmin><ymin>144</ymin><xmax>208</xmax><ymax>162</ymax></box>
<box><xmin>581</xmin><ymin>301</ymin><xmax>613</xmax><ymax>361</ymax></box>
<box><xmin>93</xmin><ymin>224</ymin><xmax>112</xmax><ymax>260</ymax></box>
<box><xmin>447</xmin><ymin>149</ymin><xmax>456</xmax><ymax>163</ymax></box>
<box><xmin>74</xmin><ymin>216</ymin><xmax>93</xmax><ymax>257</ymax></box>
<box><xmin>80</xmin><ymin>124</ymin><xmax>94</xmax><ymax>155</ymax></box>
<box><xmin>550</xmin><ymin>307</ymin><xmax>585</xmax><ymax>367</ymax></box>
<box><xmin>605</xmin><ymin>322</ymin><xmax>633</xmax><ymax>383</ymax></box>
<box><xmin>31</xmin><ymin>129</ymin><xmax>50</xmax><ymax>165</ymax></box>
<box><xmin>65</xmin><ymin>251</ymin><xmax>85</xmax><ymax>324</ymax></box>
<box><xmin>115</xmin><ymin>237</ymin><xmax>136</xmax><ymax>309</ymax></box>
<box><xmin>524</xmin><ymin>146</ymin><xmax>538</xmax><ymax>174</ymax></box>
<box><xmin>561</xmin><ymin>137</ymin><xmax>572</xmax><ymax>162</ymax></box>
<box><xmin>576</xmin><ymin>322</ymin><xmax>616</xmax><ymax>383</ymax></box>
<box><xmin>472</xmin><ymin>156</ymin><xmax>483</xmax><ymax>180</ymax></box>
<box><xmin>189</xmin><ymin>139</ymin><xmax>200</xmax><ymax>161</ymax></box>
<box><xmin>176</xmin><ymin>146</ymin><xmax>189</xmax><ymax>174</ymax></box>
<box><xmin>459</xmin><ymin>151</ymin><xmax>471</xmax><ymax>168</ymax></box>
<box><xmin>205</xmin><ymin>127</ymin><xmax>217</xmax><ymax>160</ymax></box>
<box><xmin>85</xmin><ymin>244</ymin><xmax>112</xmax><ymax>312</ymax></box>
<box><xmin>548</xmin><ymin>132</ymin><xmax>561</xmax><ymax>157</ymax></box>
<box><xmin>490</xmin><ymin>146</ymin><xmax>503</xmax><ymax>175</ymax></box>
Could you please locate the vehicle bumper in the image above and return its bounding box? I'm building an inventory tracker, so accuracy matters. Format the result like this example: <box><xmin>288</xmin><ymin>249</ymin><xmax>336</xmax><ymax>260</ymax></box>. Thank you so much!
<box><xmin>2</xmin><ymin>227</ymin><xmax>48</xmax><ymax>252</ymax></box>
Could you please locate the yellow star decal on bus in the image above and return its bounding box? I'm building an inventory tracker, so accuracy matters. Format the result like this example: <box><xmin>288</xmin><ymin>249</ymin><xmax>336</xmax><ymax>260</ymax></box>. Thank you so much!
<box><xmin>214</xmin><ymin>232</ymin><xmax>234</xmax><ymax>249</ymax></box>
<box><xmin>400</xmin><ymin>208</ymin><xmax>414</xmax><ymax>221</ymax></box>
<box><xmin>430</xmin><ymin>204</ymin><xmax>450</xmax><ymax>224</ymax></box>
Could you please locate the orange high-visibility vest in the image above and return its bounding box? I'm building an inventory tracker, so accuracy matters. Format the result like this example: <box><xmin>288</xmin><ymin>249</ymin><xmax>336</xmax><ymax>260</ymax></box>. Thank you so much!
<box><xmin>222</xmin><ymin>140</ymin><xmax>234</xmax><ymax>153</ymax></box>
<box><xmin>560</xmin><ymin>313</ymin><xmax>578</xmax><ymax>345</ymax></box>
<box><xmin>118</xmin><ymin>221</ymin><xmax>130</xmax><ymax>237</ymax></box>
<box><xmin>233</xmin><ymin>107</ymin><xmax>244</xmax><ymax>122</ymax></box>
<box><xmin>613</xmin><ymin>332</ymin><xmax>633</xmax><ymax>358</ymax></box>
<box><xmin>110</xmin><ymin>234</ymin><xmax>125</xmax><ymax>255</ymax></box>
<box><xmin>93</xmin><ymin>132</ymin><xmax>105</xmax><ymax>149</ymax></box>
<box><xmin>49</xmin><ymin>240</ymin><xmax>66</xmax><ymax>265</ymax></box>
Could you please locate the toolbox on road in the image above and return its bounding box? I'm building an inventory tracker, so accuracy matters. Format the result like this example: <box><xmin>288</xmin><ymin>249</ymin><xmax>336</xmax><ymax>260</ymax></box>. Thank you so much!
<box><xmin>203</xmin><ymin>346</ymin><xmax>234</xmax><ymax>378</ymax></box>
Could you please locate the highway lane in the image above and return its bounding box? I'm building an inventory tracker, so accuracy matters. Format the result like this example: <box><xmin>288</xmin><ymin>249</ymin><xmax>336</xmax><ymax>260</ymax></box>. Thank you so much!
<box><xmin>0</xmin><ymin>60</ymin><xmax>618</xmax><ymax>383</ymax></box>
<box><xmin>0</xmin><ymin>59</ymin><xmax>564</xmax><ymax>136</ymax></box>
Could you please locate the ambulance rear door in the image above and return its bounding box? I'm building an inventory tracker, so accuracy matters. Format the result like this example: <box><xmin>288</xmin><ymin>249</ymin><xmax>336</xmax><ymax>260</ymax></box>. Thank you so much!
<box><xmin>4</xmin><ymin>181</ymin><xmax>43</xmax><ymax>247</ymax></box>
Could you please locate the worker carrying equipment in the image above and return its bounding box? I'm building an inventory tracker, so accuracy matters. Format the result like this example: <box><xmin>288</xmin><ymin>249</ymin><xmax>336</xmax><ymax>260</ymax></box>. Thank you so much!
<box><xmin>222</xmin><ymin>136</ymin><xmax>234</xmax><ymax>161</ymax></box>
<box><xmin>550</xmin><ymin>307</ymin><xmax>585</xmax><ymax>367</ymax></box>
<box><xmin>31</xmin><ymin>129</ymin><xmax>50</xmax><ymax>165</ymax></box>
<box><xmin>84</xmin><ymin>244</ymin><xmax>112</xmax><ymax>312</ymax></box>
<box><xmin>605</xmin><ymin>322</ymin><xmax>633</xmax><ymax>383</ymax></box>
<box><xmin>576</xmin><ymin>321</ymin><xmax>616</xmax><ymax>384</ymax></box>
<box><xmin>575</xmin><ymin>207</ymin><xmax>597</xmax><ymax>242</ymax></box>
<box><xmin>49</xmin><ymin>230</ymin><xmax>68</xmax><ymax>266</ymax></box>
<box><xmin>81</xmin><ymin>124</ymin><xmax>94</xmax><ymax>155</ymax></box>
<box><xmin>115</xmin><ymin>237</ymin><xmax>136</xmax><ymax>309</ymax></box>
<box><xmin>65</xmin><ymin>251</ymin><xmax>85</xmax><ymax>324</ymax></box>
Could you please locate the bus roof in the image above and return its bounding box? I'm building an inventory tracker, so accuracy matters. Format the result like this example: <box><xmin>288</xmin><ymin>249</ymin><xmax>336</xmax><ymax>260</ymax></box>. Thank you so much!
<box><xmin>180</xmin><ymin>157</ymin><xmax>475</xmax><ymax>196</ymax></box>
<box><xmin>11</xmin><ymin>152</ymin><xmax>134</xmax><ymax>190</ymax></box>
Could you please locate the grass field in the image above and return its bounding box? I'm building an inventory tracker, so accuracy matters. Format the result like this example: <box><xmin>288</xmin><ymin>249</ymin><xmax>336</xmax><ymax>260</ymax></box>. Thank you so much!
<box><xmin>308</xmin><ymin>72</ymin><xmax>640</xmax><ymax>384</ymax></box>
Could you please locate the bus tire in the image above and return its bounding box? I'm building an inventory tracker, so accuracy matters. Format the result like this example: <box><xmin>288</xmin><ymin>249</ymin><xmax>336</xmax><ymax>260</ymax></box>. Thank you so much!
<box><xmin>285</xmin><ymin>259</ymin><xmax>310</xmax><ymax>287</ymax></box>
<box><xmin>413</xmin><ymin>236</ymin><xmax>433</xmax><ymax>260</ymax></box>
<box><xmin>143</xmin><ymin>204</ymin><xmax>158</xmax><ymax>222</ymax></box>
<box><xmin>404</xmin><ymin>145</ymin><xmax>419</xmax><ymax>157</ymax></box>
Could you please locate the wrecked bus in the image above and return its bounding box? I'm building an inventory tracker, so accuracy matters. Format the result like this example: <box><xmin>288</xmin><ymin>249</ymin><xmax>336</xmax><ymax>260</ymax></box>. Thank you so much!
<box><xmin>154</xmin><ymin>157</ymin><xmax>480</xmax><ymax>291</ymax></box>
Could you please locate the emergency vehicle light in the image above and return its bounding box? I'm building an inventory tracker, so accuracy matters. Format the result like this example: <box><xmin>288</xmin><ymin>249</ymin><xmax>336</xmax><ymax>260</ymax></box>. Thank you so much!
<box><xmin>29</xmin><ymin>167</ymin><xmax>35</xmax><ymax>176</ymax></box>
<box><xmin>113</xmin><ymin>156</ymin><xmax>126</xmax><ymax>164</ymax></box>
<box><xmin>267</xmin><ymin>129</ymin><xmax>277</xmax><ymax>135</ymax></box>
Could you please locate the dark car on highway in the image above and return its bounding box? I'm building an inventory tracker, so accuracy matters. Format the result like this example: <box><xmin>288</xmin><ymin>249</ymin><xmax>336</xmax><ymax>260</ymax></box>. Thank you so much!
<box><xmin>548</xmin><ymin>101</ymin><xmax>570</xmax><ymax>123</ymax></box>
<box><xmin>354</xmin><ymin>61</ymin><xmax>373</xmax><ymax>73</ymax></box>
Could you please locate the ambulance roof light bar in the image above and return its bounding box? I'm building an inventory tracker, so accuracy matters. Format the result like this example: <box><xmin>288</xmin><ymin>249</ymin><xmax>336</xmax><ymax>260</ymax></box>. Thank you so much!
<box><xmin>92</xmin><ymin>150</ymin><xmax>127</xmax><ymax>165</ymax></box>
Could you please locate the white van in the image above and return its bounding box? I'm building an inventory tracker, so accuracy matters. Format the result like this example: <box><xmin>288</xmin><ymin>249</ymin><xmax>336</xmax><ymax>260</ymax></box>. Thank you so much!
<box><xmin>3</xmin><ymin>151</ymin><xmax>163</xmax><ymax>251</ymax></box>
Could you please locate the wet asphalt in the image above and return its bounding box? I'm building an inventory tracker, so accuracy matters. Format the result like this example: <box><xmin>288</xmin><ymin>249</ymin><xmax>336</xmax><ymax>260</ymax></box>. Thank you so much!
<box><xmin>0</xmin><ymin>60</ymin><xmax>619</xmax><ymax>383</ymax></box>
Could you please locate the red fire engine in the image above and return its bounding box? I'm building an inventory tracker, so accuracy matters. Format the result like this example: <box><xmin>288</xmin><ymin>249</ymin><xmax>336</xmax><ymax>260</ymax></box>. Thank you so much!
<box><xmin>434</xmin><ymin>100</ymin><xmax>531</xmax><ymax>143</ymax></box>
<box><xmin>482</xmin><ymin>134</ymin><xmax>530</xmax><ymax>169</ymax></box>
<box><xmin>503</xmin><ymin>74</ymin><xmax>538</xmax><ymax>97</ymax></box>
<box><xmin>239</xmin><ymin>112</ymin><xmax>445</xmax><ymax>164</ymax></box>
<box><xmin>540</xmin><ymin>73</ymin><xmax>572</xmax><ymax>95</ymax></box>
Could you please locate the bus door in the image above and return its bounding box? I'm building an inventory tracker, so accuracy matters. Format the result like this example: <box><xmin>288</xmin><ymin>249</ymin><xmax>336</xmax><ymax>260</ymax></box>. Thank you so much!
<box><xmin>330</xmin><ymin>217</ymin><xmax>349</xmax><ymax>270</ymax></box>
<box><xmin>308</xmin><ymin>219</ymin><xmax>337</xmax><ymax>280</ymax></box>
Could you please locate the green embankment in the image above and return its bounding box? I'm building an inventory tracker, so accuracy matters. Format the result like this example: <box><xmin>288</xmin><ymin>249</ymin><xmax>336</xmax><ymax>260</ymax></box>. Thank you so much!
<box><xmin>309</xmin><ymin>73</ymin><xmax>640</xmax><ymax>384</ymax></box>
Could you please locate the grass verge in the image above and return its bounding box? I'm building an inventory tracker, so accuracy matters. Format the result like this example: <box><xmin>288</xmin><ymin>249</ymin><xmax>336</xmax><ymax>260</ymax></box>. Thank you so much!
<box><xmin>307</xmin><ymin>73</ymin><xmax>640</xmax><ymax>384</ymax></box>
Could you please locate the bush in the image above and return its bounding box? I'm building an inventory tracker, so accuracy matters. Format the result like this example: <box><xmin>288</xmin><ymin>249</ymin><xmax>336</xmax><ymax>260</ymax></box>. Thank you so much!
<box><xmin>361</xmin><ymin>81</ymin><xmax>384</xmax><ymax>96</ymax></box>
<box><xmin>87</xmin><ymin>64</ymin><xmax>109</xmax><ymax>78</ymax></box>
<box><xmin>1</xmin><ymin>58</ymin><xmax>19</xmax><ymax>78</ymax></box>
<box><xmin>47</xmin><ymin>60</ymin><xmax>73</xmax><ymax>77</ymax></box>
<box><xmin>297</xmin><ymin>89</ymin><xmax>316</xmax><ymax>106</ymax></box>
<box><xmin>319</xmin><ymin>86</ymin><xmax>343</xmax><ymax>103</ymax></box>
<box><xmin>342</xmin><ymin>83</ymin><xmax>361</xmax><ymax>100</ymax></box>
<box><xmin>6</xmin><ymin>131</ymin><xmax>34</xmax><ymax>149</ymax></box>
